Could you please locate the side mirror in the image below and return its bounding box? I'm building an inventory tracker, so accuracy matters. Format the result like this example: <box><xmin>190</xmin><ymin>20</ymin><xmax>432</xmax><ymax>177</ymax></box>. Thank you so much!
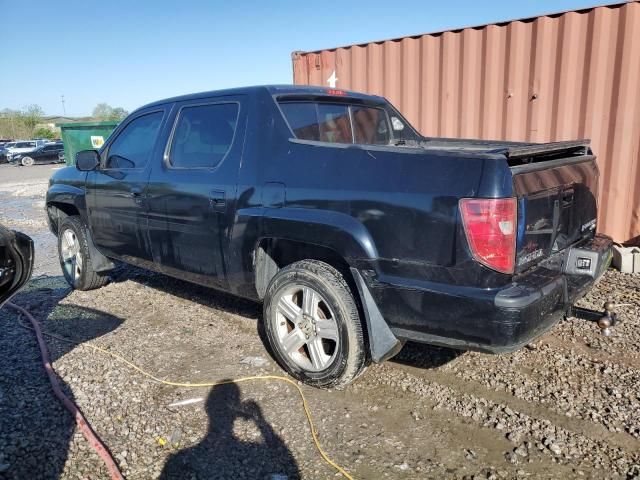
<box><xmin>76</xmin><ymin>150</ymin><xmax>100</xmax><ymax>171</ymax></box>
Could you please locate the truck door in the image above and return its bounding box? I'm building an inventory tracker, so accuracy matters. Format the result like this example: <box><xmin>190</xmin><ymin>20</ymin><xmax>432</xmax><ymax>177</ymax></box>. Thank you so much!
<box><xmin>85</xmin><ymin>108</ymin><xmax>167</xmax><ymax>267</ymax></box>
<box><xmin>145</xmin><ymin>96</ymin><xmax>246</xmax><ymax>289</ymax></box>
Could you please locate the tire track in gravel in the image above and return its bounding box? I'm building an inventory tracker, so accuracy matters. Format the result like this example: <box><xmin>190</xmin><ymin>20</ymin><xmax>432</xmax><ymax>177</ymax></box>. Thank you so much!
<box><xmin>365</xmin><ymin>363</ymin><xmax>640</xmax><ymax>478</ymax></box>
<box><xmin>389</xmin><ymin>360</ymin><xmax>640</xmax><ymax>452</ymax></box>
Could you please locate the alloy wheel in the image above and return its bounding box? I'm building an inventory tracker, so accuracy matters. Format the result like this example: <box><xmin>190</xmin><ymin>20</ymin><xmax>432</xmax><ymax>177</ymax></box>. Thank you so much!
<box><xmin>60</xmin><ymin>228</ymin><xmax>82</xmax><ymax>284</ymax></box>
<box><xmin>273</xmin><ymin>285</ymin><xmax>340</xmax><ymax>372</ymax></box>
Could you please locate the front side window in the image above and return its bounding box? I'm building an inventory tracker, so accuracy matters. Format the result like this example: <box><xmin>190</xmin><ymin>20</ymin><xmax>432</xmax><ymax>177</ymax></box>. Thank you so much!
<box><xmin>105</xmin><ymin>111</ymin><xmax>163</xmax><ymax>169</ymax></box>
<box><xmin>279</xmin><ymin>101</ymin><xmax>392</xmax><ymax>146</ymax></box>
<box><xmin>169</xmin><ymin>103</ymin><xmax>239</xmax><ymax>169</ymax></box>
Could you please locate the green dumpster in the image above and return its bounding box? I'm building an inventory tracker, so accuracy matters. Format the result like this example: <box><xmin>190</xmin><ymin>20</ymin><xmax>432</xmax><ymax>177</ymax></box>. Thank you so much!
<box><xmin>56</xmin><ymin>121</ymin><xmax>119</xmax><ymax>166</ymax></box>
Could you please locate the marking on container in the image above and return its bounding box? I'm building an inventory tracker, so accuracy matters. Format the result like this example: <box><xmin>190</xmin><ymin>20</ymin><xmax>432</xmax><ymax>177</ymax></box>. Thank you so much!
<box><xmin>90</xmin><ymin>136</ymin><xmax>105</xmax><ymax>149</ymax></box>
<box><xmin>327</xmin><ymin>70</ymin><xmax>338</xmax><ymax>88</ymax></box>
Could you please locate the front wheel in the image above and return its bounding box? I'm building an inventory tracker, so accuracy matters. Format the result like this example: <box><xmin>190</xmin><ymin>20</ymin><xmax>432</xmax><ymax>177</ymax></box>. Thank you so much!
<box><xmin>21</xmin><ymin>156</ymin><xmax>34</xmax><ymax>166</ymax></box>
<box><xmin>263</xmin><ymin>260</ymin><xmax>367</xmax><ymax>388</ymax></box>
<box><xmin>58</xmin><ymin>216</ymin><xmax>108</xmax><ymax>290</ymax></box>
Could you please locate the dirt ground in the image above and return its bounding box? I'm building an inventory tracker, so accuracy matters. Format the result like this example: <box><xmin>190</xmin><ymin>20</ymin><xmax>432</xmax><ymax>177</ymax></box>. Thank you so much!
<box><xmin>1</xmin><ymin>163</ymin><xmax>639</xmax><ymax>480</ymax></box>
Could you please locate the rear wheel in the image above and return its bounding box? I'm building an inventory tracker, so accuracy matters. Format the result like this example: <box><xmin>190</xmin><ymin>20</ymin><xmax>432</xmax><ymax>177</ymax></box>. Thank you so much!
<box><xmin>263</xmin><ymin>260</ymin><xmax>366</xmax><ymax>388</ymax></box>
<box><xmin>21</xmin><ymin>156</ymin><xmax>34</xmax><ymax>166</ymax></box>
<box><xmin>58</xmin><ymin>216</ymin><xmax>108</xmax><ymax>290</ymax></box>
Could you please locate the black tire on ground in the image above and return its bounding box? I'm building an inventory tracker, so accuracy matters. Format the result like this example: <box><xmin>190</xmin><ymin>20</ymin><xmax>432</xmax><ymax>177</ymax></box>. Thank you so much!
<box><xmin>263</xmin><ymin>260</ymin><xmax>367</xmax><ymax>389</ymax></box>
<box><xmin>57</xmin><ymin>216</ymin><xmax>109</xmax><ymax>291</ymax></box>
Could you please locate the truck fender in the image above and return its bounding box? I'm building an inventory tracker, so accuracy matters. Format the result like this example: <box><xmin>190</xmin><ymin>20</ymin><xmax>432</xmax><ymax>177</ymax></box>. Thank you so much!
<box><xmin>261</xmin><ymin>208</ymin><xmax>401</xmax><ymax>362</ymax></box>
<box><xmin>46</xmin><ymin>183</ymin><xmax>89</xmax><ymax>225</ymax></box>
<box><xmin>262</xmin><ymin>208</ymin><xmax>378</xmax><ymax>261</ymax></box>
<box><xmin>46</xmin><ymin>185</ymin><xmax>115</xmax><ymax>273</ymax></box>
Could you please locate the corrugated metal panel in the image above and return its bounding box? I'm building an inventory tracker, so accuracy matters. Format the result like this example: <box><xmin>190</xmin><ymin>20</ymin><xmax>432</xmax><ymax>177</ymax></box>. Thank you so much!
<box><xmin>292</xmin><ymin>2</ymin><xmax>640</xmax><ymax>243</ymax></box>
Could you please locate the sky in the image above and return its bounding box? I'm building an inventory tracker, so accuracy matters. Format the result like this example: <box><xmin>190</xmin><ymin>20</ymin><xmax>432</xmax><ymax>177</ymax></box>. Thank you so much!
<box><xmin>1</xmin><ymin>0</ymin><xmax>616</xmax><ymax>117</ymax></box>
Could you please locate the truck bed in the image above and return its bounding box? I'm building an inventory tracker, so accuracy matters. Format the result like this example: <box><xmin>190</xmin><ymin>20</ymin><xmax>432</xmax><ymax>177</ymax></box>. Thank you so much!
<box><xmin>420</xmin><ymin>137</ymin><xmax>590</xmax><ymax>166</ymax></box>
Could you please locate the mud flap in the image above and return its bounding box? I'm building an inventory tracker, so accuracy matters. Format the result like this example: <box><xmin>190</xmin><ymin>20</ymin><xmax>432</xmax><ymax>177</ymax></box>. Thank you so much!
<box><xmin>350</xmin><ymin>268</ymin><xmax>402</xmax><ymax>363</ymax></box>
<box><xmin>83</xmin><ymin>224</ymin><xmax>115</xmax><ymax>273</ymax></box>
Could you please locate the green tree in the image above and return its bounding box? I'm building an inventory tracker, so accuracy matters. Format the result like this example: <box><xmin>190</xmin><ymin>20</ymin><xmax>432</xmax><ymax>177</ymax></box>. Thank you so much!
<box><xmin>22</xmin><ymin>104</ymin><xmax>44</xmax><ymax>134</ymax></box>
<box><xmin>33</xmin><ymin>126</ymin><xmax>56</xmax><ymax>139</ymax></box>
<box><xmin>110</xmin><ymin>107</ymin><xmax>128</xmax><ymax>120</ymax></box>
<box><xmin>92</xmin><ymin>103</ymin><xmax>128</xmax><ymax>121</ymax></box>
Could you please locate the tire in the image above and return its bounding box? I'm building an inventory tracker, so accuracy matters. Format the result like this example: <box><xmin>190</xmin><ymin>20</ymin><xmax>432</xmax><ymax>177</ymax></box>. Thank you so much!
<box><xmin>263</xmin><ymin>260</ymin><xmax>366</xmax><ymax>389</ymax></box>
<box><xmin>57</xmin><ymin>216</ymin><xmax>108</xmax><ymax>290</ymax></box>
<box><xmin>21</xmin><ymin>156</ymin><xmax>34</xmax><ymax>166</ymax></box>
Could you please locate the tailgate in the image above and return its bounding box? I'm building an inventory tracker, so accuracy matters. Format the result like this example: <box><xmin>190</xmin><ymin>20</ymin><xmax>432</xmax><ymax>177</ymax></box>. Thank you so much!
<box><xmin>509</xmin><ymin>141</ymin><xmax>599</xmax><ymax>272</ymax></box>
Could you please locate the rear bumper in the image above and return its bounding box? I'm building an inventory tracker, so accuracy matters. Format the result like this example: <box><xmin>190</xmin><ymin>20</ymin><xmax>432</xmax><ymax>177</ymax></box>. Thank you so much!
<box><xmin>364</xmin><ymin>234</ymin><xmax>613</xmax><ymax>354</ymax></box>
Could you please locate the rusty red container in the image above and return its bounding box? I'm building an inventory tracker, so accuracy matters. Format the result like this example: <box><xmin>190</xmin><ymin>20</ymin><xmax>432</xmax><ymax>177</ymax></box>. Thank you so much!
<box><xmin>293</xmin><ymin>1</ymin><xmax>640</xmax><ymax>243</ymax></box>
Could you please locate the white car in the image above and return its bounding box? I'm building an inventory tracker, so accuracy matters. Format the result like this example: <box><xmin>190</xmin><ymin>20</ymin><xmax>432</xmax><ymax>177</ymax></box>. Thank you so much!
<box><xmin>5</xmin><ymin>140</ymin><xmax>46</xmax><ymax>159</ymax></box>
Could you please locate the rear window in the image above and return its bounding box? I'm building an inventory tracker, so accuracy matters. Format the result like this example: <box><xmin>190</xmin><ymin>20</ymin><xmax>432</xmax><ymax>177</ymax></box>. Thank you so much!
<box><xmin>279</xmin><ymin>101</ymin><xmax>391</xmax><ymax>146</ymax></box>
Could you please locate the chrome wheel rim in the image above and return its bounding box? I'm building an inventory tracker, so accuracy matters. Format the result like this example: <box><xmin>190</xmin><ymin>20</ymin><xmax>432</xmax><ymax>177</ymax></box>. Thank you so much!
<box><xmin>22</xmin><ymin>157</ymin><xmax>34</xmax><ymax>166</ymax></box>
<box><xmin>60</xmin><ymin>228</ymin><xmax>82</xmax><ymax>284</ymax></box>
<box><xmin>273</xmin><ymin>285</ymin><xmax>340</xmax><ymax>372</ymax></box>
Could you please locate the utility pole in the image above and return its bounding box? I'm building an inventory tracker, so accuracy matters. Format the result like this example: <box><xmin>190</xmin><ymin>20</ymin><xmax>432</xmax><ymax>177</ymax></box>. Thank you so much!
<box><xmin>61</xmin><ymin>95</ymin><xmax>66</xmax><ymax>116</ymax></box>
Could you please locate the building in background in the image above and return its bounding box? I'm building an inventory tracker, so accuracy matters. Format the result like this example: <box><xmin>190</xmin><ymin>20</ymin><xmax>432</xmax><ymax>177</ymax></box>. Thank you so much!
<box><xmin>292</xmin><ymin>1</ymin><xmax>640</xmax><ymax>244</ymax></box>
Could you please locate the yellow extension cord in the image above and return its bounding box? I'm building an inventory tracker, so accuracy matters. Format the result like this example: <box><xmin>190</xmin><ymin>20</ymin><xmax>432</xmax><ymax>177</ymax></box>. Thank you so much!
<box><xmin>12</xmin><ymin>309</ymin><xmax>354</xmax><ymax>480</ymax></box>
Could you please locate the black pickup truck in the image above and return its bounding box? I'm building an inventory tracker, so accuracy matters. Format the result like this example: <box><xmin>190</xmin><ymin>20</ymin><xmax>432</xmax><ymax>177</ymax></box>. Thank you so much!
<box><xmin>46</xmin><ymin>85</ymin><xmax>612</xmax><ymax>388</ymax></box>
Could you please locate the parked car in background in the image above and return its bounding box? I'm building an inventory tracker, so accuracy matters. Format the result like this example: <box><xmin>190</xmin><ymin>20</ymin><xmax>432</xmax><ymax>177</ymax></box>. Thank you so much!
<box><xmin>46</xmin><ymin>85</ymin><xmax>612</xmax><ymax>388</ymax></box>
<box><xmin>9</xmin><ymin>142</ymin><xmax>65</xmax><ymax>166</ymax></box>
<box><xmin>0</xmin><ymin>142</ymin><xmax>17</xmax><ymax>163</ymax></box>
<box><xmin>6</xmin><ymin>140</ymin><xmax>40</xmax><ymax>156</ymax></box>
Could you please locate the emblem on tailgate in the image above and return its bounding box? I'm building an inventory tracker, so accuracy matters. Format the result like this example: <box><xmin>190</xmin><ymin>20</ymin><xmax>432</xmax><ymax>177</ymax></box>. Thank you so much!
<box><xmin>517</xmin><ymin>248</ymin><xmax>545</xmax><ymax>266</ymax></box>
<box><xmin>581</xmin><ymin>219</ymin><xmax>596</xmax><ymax>232</ymax></box>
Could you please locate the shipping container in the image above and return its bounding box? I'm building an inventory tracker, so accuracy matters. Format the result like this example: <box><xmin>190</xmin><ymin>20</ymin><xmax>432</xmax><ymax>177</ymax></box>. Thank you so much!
<box><xmin>292</xmin><ymin>1</ymin><xmax>640</xmax><ymax>244</ymax></box>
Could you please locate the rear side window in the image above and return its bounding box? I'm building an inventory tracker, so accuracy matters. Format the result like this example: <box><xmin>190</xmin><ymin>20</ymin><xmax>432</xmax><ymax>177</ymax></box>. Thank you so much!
<box><xmin>351</xmin><ymin>105</ymin><xmax>390</xmax><ymax>145</ymax></box>
<box><xmin>169</xmin><ymin>103</ymin><xmax>239</xmax><ymax>169</ymax></box>
<box><xmin>279</xmin><ymin>101</ymin><xmax>391</xmax><ymax>146</ymax></box>
<box><xmin>316</xmin><ymin>104</ymin><xmax>352</xmax><ymax>143</ymax></box>
<box><xmin>278</xmin><ymin>103</ymin><xmax>320</xmax><ymax>141</ymax></box>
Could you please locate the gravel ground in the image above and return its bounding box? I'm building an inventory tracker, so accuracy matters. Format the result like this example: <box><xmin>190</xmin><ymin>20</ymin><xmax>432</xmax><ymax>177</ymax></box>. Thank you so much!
<box><xmin>1</xmin><ymin>165</ymin><xmax>639</xmax><ymax>479</ymax></box>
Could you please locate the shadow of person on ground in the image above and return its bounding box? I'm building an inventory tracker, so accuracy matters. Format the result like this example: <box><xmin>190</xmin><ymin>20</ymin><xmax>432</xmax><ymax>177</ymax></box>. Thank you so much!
<box><xmin>160</xmin><ymin>382</ymin><xmax>300</xmax><ymax>480</ymax></box>
<box><xmin>0</xmin><ymin>275</ymin><xmax>124</xmax><ymax>479</ymax></box>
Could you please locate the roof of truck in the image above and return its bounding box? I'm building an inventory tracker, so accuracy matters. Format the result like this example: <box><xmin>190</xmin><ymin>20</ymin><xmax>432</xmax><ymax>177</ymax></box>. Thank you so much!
<box><xmin>139</xmin><ymin>85</ymin><xmax>386</xmax><ymax>111</ymax></box>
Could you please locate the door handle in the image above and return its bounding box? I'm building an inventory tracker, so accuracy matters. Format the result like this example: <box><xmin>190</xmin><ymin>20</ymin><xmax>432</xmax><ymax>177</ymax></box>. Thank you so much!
<box><xmin>130</xmin><ymin>186</ymin><xmax>145</xmax><ymax>205</ymax></box>
<box><xmin>209</xmin><ymin>190</ymin><xmax>226</xmax><ymax>210</ymax></box>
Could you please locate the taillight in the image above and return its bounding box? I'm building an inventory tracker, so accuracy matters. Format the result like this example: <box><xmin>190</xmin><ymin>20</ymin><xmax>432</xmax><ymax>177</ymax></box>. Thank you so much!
<box><xmin>459</xmin><ymin>198</ymin><xmax>517</xmax><ymax>274</ymax></box>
